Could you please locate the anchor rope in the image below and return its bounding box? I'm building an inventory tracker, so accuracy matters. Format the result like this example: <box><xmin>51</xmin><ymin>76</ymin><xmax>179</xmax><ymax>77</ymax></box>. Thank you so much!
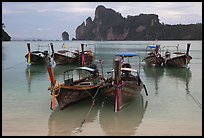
<box><xmin>74</xmin><ymin>85</ymin><xmax>103</xmax><ymax>133</ymax></box>
<box><xmin>2</xmin><ymin>61</ymin><xmax>25</xmax><ymax>70</ymax></box>
<box><xmin>188</xmin><ymin>92</ymin><xmax>202</xmax><ymax>110</ymax></box>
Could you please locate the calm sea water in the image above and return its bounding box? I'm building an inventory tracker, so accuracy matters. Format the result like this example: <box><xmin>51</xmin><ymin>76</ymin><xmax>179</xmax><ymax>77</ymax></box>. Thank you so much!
<box><xmin>2</xmin><ymin>40</ymin><xmax>202</xmax><ymax>136</ymax></box>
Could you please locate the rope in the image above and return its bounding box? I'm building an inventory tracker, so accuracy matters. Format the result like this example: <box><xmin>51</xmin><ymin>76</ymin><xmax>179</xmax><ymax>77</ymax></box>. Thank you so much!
<box><xmin>74</xmin><ymin>85</ymin><xmax>103</xmax><ymax>133</ymax></box>
<box><xmin>81</xmin><ymin>80</ymin><xmax>103</xmax><ymax>99</ymax></box>
<box><xmin>75</xmin><ymin>101</ymin><xmax>95</xmax><ymax>133</ymax></box>
<box><xmin>54</xmin><ymin>87</ymin><xmax>60</xmax><ymax>97</ymax></box>
<box><xmin>93</xmin><ymin>85</ymin><xmax>103</xmax><ymax>99</ymax></box>
<box><xmin>187</xmin><ymin>92</ymin><xmax>202</xmax><ymax>110</ymax></box>
<box><xmin>82</xmin><ymin>88</ymin><xmax>93</xmax><ymax>99</ymax></box>
<box><xmin>48</xmin><ymin>80</ymin><xmax>61</xmax><ymax>97</ymax></box>
<box><xmin>112</xmin><ymin>81</ymin><xmax>125</xmax><ymax>89</ymax></box>
<box><xmin>2</xmin><ymin>61</ymin><xmax>24</xmax><ymax>70</ymax></box>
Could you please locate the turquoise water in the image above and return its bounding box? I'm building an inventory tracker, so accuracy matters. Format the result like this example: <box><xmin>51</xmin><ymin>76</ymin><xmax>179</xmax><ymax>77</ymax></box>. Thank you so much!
<box><xmin>2</xmin><ymin>40</ymin><xmax>202</xmax><ymax>136</ymax></box>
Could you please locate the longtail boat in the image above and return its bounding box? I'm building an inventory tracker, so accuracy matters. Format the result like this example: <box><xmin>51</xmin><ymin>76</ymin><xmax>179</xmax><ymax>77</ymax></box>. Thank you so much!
<box><xmin>102</xmin><ymin>52</ymin><xmax>148</xmax><ymax>112</ymax></box>
<box><xmin>25</xmin><ymin>43</ymin><xmax>51</xmax><ymax>65</ymax></box>
<box><xmin>50</xmin><ymin>43</ymin><xmax>94</xmax><ymax>66</ymax></box>
<box><xmin>163</xmin><ymin>43</ymin><xmax>192</xmax><ymax>68</ymax></box>
<box><xmin>50</xmin><ymin>43</ymin><xmax>79</xmax><ymax>65</ymax></box>
<box><xmin>47</xmin><ymin>63</ymin><xmax>105</xmax><ymax>110</ymax></box>
<box><xmin>142</xmin><ymin>44</ymin><xmax>164</xmax><ymax>67</ymax></box>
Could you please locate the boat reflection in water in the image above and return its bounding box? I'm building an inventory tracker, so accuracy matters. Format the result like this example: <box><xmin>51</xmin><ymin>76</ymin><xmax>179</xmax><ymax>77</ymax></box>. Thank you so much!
<box><xmin>165</xmin><ymin>67</ymin><xmax>192</xmax><ymax>94</ymax></box>
<box><xmin>25</xmin><ymin>64</ymin><xmax>48</xmax><ymax>93</ymax></box>
<box><xmin>48</xmin><ymin>98</ymin><xmax>102</xmax><ymax>136</ymax></box>
<box><xmin>99</xmin><ymin>93</ymin><xmax>147</xmax><ymax>136</ymax></box>
<box><xmin>143</xmin><ymin>66</ymin><xmax>164</xmax><ymax>94</ymax></box>
<box><xmin>25</xmin><ymin>64</ymin><xmax>78</xmax><ymax>92</ymax></box>
<box><xmin>48</xmin><ymin>93</ymin><xmax>147</xmax><ymax>136</ymax></box>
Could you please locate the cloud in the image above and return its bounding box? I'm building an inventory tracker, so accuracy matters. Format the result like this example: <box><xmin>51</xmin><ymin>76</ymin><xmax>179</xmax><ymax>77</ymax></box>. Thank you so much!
<box><xmin>2</xmin><ymin>9</ymin><xmax>25</xmax><ymax>14</ymax></box>
<box><xmin>2</xmin><ymin>2</ymin><xmax>95</xmax><ymax>16</ymax></box>
<box><xmin>2</xmin><ymin>2</ymin><xmax>202</xmax><ymax>40</ymax></box>
<box><xmin>36</xmin><ymin>28</ymin><xmax>51</xmax><ymax>31</ymax></box>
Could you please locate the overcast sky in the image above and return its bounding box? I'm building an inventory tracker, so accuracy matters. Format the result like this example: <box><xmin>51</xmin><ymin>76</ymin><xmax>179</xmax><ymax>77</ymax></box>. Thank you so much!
<box><xmin>2</xmin><ymin>2</ymin><xmax>202</xmax><ymax>40</ymax></box>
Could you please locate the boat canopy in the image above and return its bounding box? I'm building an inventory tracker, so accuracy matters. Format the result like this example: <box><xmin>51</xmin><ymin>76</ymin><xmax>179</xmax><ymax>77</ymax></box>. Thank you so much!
<box><xmin>76</xmin><ymin>66</ymin><xmax>96</xmax><ymax>72</ymax></box>
<box><xmin>115</xmin><ymin>52</ymin><xmax>138</xmax><ymax>57</ymax></box>
<box><xmin>111</xmin><ymin>68</ymin><xmax>138</xmax><ymax>73</ymax></box>
<box><xmin>121</xmin><ymin>67</ymin><xmax>138</xmax><ymax>73</ymax></box>
<box><xmin>146</xmin><ymin>45</ymin><xmax>158</xmax><ymax>49</ymax></box>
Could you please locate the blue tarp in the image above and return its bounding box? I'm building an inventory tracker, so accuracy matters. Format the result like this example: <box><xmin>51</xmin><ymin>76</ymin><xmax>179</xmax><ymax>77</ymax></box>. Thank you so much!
<box><xmin>147</xmin><ymin>45</ymin><xmax>157</xmax><ymax>49</ymax></box>
<box><xmin>115</xmin><ymin>52</ymin><xmax>138</xmax><ymax>57</ymax></box>
<box><xmin>146</xmin><ymin>44</ymin><xmax>160</xmax><ymax>49</ymax></box>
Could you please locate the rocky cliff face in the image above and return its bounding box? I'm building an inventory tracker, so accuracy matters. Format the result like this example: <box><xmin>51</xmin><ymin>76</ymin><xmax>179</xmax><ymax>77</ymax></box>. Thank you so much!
<box><xmin>2</xmin><ymin>29</ymin><xmax>11</xmax><ymax>41</ymax></box>
<box><xmin>75</xmin><ymin>5</ymin><xmax>202</xmax><ymax>40</ymax></box>
<box><xmin>62</xmin><ymin>31</ymin><xmax>69</xmax><ymax>40</ymax></box>
<box><xmin>75</xmin><ymin>5</ymin><xmax>161</xmax><ymax>40</ymax></box>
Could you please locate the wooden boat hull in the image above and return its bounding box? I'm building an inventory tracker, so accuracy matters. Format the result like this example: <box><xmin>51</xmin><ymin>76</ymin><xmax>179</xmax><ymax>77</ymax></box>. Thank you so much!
<box><xmin>143</xmin><ymin>55</ymin><xmax>164</xmax><ymax>67</ymax></box>
<box><xmin>25</xmin><ymin>53</ymin><xmax>47</xmax><ymax>64</ymax></box>
<box><xmin>55</xmin><ymin>84</ymin><xmax>101</xmax><ymax>110</ymax></box>
<box><xmin>102</xmin><ymin>75</ymin><xmax>144</xmax><ymax>106</ymax></box>
<box><xmin>103</xmin><ymin>81</ymin><xmax>143</xmax><ymax>97</ymax></box>
<box><xmin>53</xmin><ymin>53</ymin><xmax>93</xmax><ymax>65</ymax></box>
<box><xmin>53</xmin><ymin>53</ymin><xmax>77</xmax><ymax>65</ymax></box>
<box><xmin>165</xmin><ymin>54</ymin><xmax>192</xmax><ymax>68</ymax></box>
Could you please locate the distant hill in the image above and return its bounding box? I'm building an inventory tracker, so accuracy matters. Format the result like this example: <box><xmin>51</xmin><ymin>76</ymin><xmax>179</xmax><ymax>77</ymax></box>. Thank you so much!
<box><xmin>75</xmin><ymin>5</ymin><xmax>202</xmax><ymax>41</ymax></box>
<box><xmin>2</xmin><ymin>28</ymin><xmax>11</xmax><ymax>41</ymax></box>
